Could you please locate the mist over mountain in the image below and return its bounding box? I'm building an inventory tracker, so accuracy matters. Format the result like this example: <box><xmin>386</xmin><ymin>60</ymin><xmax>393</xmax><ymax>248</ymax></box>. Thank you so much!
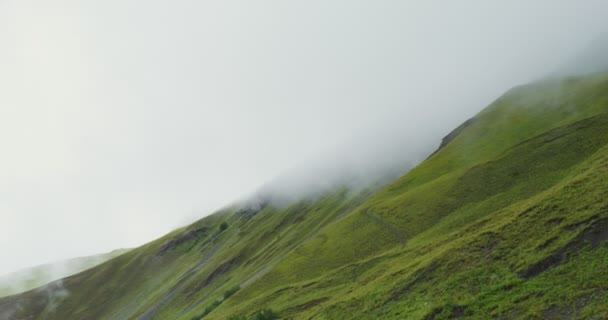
<box><xmin>4</xmin><ymin>67</ymin><xmax>608</xmax><ymax>319</ymax></box>
<box><xmin>554</xmin><ymin>33</ymin><xmax>608</xmax><ymax>77</ymax></box>
<box><xmin>249</xmin><ymin>127</ymin><xmax>436</xmax><ymax>207</ymax></box>
<box><xmin>2</xmin><ymin>1</ymin><xmax>608</xmax><ymax>303</ymax></box>
<box><xmin>243</xmin><ymin>34</ymin><xmax>608</xmax><ymax>209</ymax></box>
<box><xmin>3</xmin><ymin>3</ymin><xmax>608</xmax><ymax>316</ymax></box>
<box><xmin>0</xmin><ymin>249</ymin><xmax>129</xmax><ymax>298</ymax></box>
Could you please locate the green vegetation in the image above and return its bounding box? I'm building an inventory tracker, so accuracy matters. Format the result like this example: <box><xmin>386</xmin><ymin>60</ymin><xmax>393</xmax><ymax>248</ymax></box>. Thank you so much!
<box><xmin>253</xmin><ymin>308</ymin><xmax>279</xmax><ymax>320</ymax></box>
<box><xmin>2</xmin><ymin>72</ymin><xmax>608</xmax><ymax>319</ymax></box>
<box><xmin>224</xmin><ymin>308</ymin><xmax>278</xmax><ymax>320</ymax></box>
<box><xmin>220</xmin><ymin>222</ymin><xmax>229</xmax><ymax>232</ymax></box>
<box><xmin>224</xmin><ymin>285</ymin><xmax>240</xmax><ymax>300</ymax></box>
<box><xmin>191</xmin><ymin>286</ymin><xmax>241</xmax><ymax>320</ymax></box>
<box><xmin>191</xmin><ymin>300</ymin><xmax>222</xmax><ymax>320</ymax></box>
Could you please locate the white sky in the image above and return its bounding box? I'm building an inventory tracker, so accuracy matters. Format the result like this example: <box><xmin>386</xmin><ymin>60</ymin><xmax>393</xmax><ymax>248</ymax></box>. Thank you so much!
<box><xmin>1</xmin><ymin>0</ymin><xmax>607</xmax><ymax>275</ymax></box>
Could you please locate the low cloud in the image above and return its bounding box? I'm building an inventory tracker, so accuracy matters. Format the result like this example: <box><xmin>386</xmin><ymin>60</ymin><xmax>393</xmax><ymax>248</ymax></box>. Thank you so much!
<box><xmin>1</xmin><ymin>0</ymin><xmax>608</xmax><ymax>276</ymax></box>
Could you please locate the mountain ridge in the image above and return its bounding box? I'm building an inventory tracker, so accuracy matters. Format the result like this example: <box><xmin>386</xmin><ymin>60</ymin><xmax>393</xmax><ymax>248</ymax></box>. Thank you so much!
<box><xmin>0</xmin><ymin>249</ymin><xmax>130</xmax><ymax>299</ymax></box>
<box><xmin>2</xmin><ymin>71</ymin><xmax>608</xmax><ymax>319</ymax></box>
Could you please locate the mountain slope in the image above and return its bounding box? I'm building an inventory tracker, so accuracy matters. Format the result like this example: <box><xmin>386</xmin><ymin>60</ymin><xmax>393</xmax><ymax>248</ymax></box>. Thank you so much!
<box><xmin>0</xmin><ymin>249</ymin><xmax>129</xmax><ymax>298</ymax></box>
<box><xmin>2</xmin><ymin>71</ymin><xmax>608</xmax><ymax>320</ymax></box>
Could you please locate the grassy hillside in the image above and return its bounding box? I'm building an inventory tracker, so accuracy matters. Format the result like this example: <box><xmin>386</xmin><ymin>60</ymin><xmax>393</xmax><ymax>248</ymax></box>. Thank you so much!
<box><xmin>2</xmin><ymin>71</ymin><xmax>608</xmax><ymax>320</ymax></box>
<box><xmin>0</xmin><ymin>249</ymin><xmax>130</xmax><ymax>298</ymax></box>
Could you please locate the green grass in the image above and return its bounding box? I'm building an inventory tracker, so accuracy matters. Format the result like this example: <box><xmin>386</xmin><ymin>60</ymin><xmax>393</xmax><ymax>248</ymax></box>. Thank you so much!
<box><xmin>2</xmin><ymin>72</ymin><xmax>608</xmax><ymax>320</ymax></box>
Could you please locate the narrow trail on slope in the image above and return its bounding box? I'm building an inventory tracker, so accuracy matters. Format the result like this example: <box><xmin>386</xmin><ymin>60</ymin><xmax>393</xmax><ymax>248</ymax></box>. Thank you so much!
<box><xmin>238</xmin><ymin>201</ymin><xmax>368</xmax><ymax>290</ymax></box>
<box><xmin>124</xmin><ymin>195</ymin><xmax>402</xmax><ymax>320</ymax></box>
<box><xmin>177</xmin><ymin>201</ymin><xmax>367</xmax><ymax>319</ymax></box>
<box><xmin>111</xmin><ymin>269</ymin><xmax>174</xmax><ymax>320</ymax></box>
<box><xmin>134</xmin><ymin>238</ymin><xmax>231</xmax><ymax>320</ymax></box>
<box><xmin>108</xmin><ymin>232</ymin><xmax>230</xmax><ymax>320</ymax></box>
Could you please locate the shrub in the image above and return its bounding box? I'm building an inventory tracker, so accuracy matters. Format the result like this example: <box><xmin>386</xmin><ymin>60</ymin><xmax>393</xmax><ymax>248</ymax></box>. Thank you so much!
<box><xmin>190</xmin><ymin>299</ymin><xmax>222</xmax><ymax>320</ymax></box>
<box><xmin>219</xmin><ymin>222</ymin><xmax>229</xmax><ymax>231</ymax></box>
<box><xmin>223</xmin><ymin>285</ymin><xmax>240</xmax><ymax>300</ymax></box>
<box><xmin>254</xmin><ymin>308</ymin><xmax>279</xmax><ymax>320</ymax></box>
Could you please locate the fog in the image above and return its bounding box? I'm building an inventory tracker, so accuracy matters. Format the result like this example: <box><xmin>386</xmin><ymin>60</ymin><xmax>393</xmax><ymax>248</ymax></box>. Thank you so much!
<box><xmin>1</xmin><ymin>0</ymin><xmax>608</xmax><ymax>276</ymax></box>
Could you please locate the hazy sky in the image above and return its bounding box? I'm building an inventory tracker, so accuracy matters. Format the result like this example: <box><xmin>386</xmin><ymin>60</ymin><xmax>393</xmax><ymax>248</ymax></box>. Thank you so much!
<box><xmin>1</xmin><ymin>0</ymin><xmax>607</xmax><ymax>275</ymax></box>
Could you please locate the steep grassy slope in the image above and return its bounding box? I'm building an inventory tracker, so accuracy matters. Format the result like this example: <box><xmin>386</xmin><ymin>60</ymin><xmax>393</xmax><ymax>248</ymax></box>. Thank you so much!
<box><xmin>0</xmin><ymin>188</ymin><xmax>378</xmax><ymax>320</ymax></box>
<box><xmin>2</xmin><ymin>71</ymin><xmax>608</xmax><ymax>320</ymax></box>
<box><xmin>0</xmin><ymin>249</ymin><xmax>130</xmax><ymax>298</ymax></box>
<box><xmin>212</xmin><ymin>72</ymin><xmax>608</xmax><ymax>320</ymax></box>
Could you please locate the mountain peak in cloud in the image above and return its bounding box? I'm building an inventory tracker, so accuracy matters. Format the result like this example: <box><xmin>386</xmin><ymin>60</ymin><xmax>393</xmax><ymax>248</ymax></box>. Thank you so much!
<box><xmin>554</xmin><ymin>33</ymin><xmax>608</xmax><ymax>76</ymax></box>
